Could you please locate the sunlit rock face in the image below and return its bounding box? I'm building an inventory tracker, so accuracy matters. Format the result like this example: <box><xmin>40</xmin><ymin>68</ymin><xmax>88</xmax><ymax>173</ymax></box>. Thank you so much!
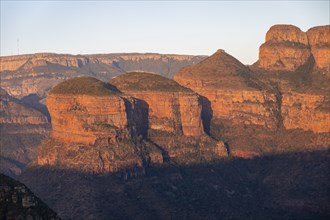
<box><xmin>307</xmin><ymin>25</ymin><xmax>330</xmax><ymax>71</ymax></box>
<box><xmin>110</xmin><ymin>72</ymin><xmax>204</xmax><ymax>137</ymax></box>
<box><xmin>259</xmin><ymin>25</ymin><xmax>311</xmax><ymax>72</ymax></box>
<box><xmin>258</xmin><ymin>24</ymin><xmax>330</xmax><ymax>72</ymax></box>
<box><xmin>37</xmin><ymin>76</ymin><xmax>226</xmax><ymax>173</ymax></box>
<box><xmin>174</xmin><ymin>49</ymin><xmax>279</xmax><ymax>130</ymax></box>
<box><xmin>46</xmin><ymin>77</ymin><xmax>128</xmax><ymax>145</ymax></box>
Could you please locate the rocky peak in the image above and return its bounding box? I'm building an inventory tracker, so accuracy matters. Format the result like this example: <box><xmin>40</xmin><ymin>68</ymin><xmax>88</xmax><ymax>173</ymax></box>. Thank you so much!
<box><xmin>307</xmin><ymin>25</ymin><xmax>330</xmax><ymax>46</ymax></box>
<box><xmin>259</xmin><ymin>24</ymin><xmax>311</xmax><ymax>72</ymax></box>
<box><xmin>258</xmin><ymin>24</ymin><xmax>330</xmax><ymax>72</ymax></box>
<box><xmin>307</xmin><ymin>25</ymin><xmax>330</xmax><ymax>70</ymax></box>
<box><xmin>174</xmin><ymin>49</ymin><xmax>258</xmax><ymax>90</ymax></box>
<box><xmin>265</xmin><ymin>24</ymin><xmax>309</xmax><ymax>45</ymax></box>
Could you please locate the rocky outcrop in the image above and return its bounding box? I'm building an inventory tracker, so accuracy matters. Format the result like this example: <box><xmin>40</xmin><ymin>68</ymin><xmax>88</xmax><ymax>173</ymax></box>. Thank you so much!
<box><xmin>38</xmin><ymin>77</ymin><xmax>147</xmax><ymax>172</ymax></box>
<box><xmin>0</xmin><ymin>53</ymin><xmax>206</xmax><ymax>117</ymax></box>
<box><xmin>46</xmin><ymin>77</ymin><xmax>128</xmax><ymax>145</ymax></box>
<box><xmin>307</xmin><ymin>25</ymin><xmax>330</xmax><ymax>70</ymax></box>
<box><xmin>174</xmin><ymin>49</ymin><xmax>279</xmax><ymax>130</ymax></box>
<box><xmin>258</xmin><ymin>24</ymin><xmax>330</xmax><ymax>72</ymax></box>
<box><xmin>259</xmin><ymin>25</ymin><xmax>311</xmax><ymax>72</ymax></box>
<box><xmin>37</xmin><ymin>75</ymin><xmax>227</xmax><ymax>172</ymax></box>
<box><xmin>110</xmin><ymin>72</ymin><xmax>204</xmax><ymax>136</ymax></box>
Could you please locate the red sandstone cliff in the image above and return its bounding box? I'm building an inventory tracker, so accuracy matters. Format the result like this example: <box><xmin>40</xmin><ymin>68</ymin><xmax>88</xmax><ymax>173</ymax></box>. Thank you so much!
<box><xmin>37</xmin><ymin>76</ymin><xmax>226</xmax><ymax>173</ymax></box>
<box><xmin>307</xmin><ymin>25</ymin><xmax>330</xmax><ymax>70</ymax></box>
<box><xmin>258</xmin><ymin>24</ymin><xmax>330</xmax><ymax>72</ymax></box>
<box><xmin>110</xmin><ymin>72</ymin><xmax>204</xmax><ymax>137</ymax></box>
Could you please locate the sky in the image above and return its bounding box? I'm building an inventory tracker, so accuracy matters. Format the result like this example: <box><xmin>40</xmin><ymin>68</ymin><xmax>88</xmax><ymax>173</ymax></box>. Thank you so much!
<box><xmin>1</xmin><ymin>1</ymin><xmax>329</xmax><ymax>64</ymax></box>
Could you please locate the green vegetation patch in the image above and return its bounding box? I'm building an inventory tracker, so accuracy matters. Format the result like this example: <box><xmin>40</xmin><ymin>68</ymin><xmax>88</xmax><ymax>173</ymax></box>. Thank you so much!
<box><xmin>110</xmin><ymin>72</ymin><xmax>192</xmax><ymax>92</ymax></box>
<box><xmin>50</xmin><ymin>77</ymin><xmax>121</xmax><ymax>96</ymax></box>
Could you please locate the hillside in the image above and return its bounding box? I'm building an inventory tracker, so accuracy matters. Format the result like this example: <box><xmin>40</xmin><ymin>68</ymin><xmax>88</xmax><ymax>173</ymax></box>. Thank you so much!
<box><xmin>0</xmin><ymin>173</ymin><xmax>61</xmax><ymax>219</ymax></box>
<box><xmin>0</xmin><ymin>88</ymin><xmax>50</xmax><ymax>176</ymax></box>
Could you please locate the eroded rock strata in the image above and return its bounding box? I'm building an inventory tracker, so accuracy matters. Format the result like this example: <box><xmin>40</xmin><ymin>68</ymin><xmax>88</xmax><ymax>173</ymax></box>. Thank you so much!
<box><xmin>37</xmin><ymin>76</ymin><xmax>227</xmax><ymax>173</ymax></box>
<box><xmin>174</xmin><ymin>49</ymin><xmax>279</xmax><ymax>130</ymax></box>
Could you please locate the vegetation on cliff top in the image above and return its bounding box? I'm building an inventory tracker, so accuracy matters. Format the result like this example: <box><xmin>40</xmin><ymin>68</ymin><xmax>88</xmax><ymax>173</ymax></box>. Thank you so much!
<box><xmin>49</xmin><ymin>77</ymin><xmax>121</xmax><ymax>96</ymax></box>
<box><xmin>110</xmin><ymin>72</ymin><xmax>193</xmax><ymax>92</ymax></box>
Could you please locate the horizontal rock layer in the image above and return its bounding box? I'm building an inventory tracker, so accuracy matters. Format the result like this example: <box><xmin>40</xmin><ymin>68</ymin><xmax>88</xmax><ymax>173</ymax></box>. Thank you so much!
<box><xmin>282</xmin><ymin>92</ymin><xmax>330</xmax><ymax>133</ymax></box>
<box><xmin>47</xmin><ymin>94</ymin><xmax>128</xmax><ymax>145</ymax></box>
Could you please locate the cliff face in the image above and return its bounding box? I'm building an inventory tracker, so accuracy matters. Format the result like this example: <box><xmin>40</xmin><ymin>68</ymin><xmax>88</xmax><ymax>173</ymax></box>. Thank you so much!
<box><xmin>47</xmin><ymin>94</ymin><xmax>128</xmax><ymax>145</ymax></box>
<box><xmin>37</xmin><ymin>75</ymin><xmax>226</xmax><ymax>173</ymax></box>
<box><xmin>258</xmin><ymin>24</ymin><xmax>330</xmax><ymax>72</ymax></box>
<box><xmin>0</xmin><ymin>53</ymin><xmax>88</xmax><ymax>71</ymax></box>
<box><xmin>110</xmin><ymin>72</ymin><xmax>204</xmax><ymax>136</ymax></box>
<box><xmin>282</xmin><ymin>92</ymin><xmax>329</xmax><ymax>133</ymax></box>
<box><xmin>175</xmin><ymin>25</ymin><xmax>329</xmax><ymax>155</ymax></box>
<box><xmin>38</xmin><ymin>77</ymin><xmax>146</xmax><ymax>172</ymax></box>
<box><xmin>259</xmin><ymin>25</ymin><xmax>311</xmax><ymax>72</ymax></box>
<box><xmin>255</xmin><ymin>25</ymin><xmax>330</xmax><ymax>133</ymax></box>
<box><xmin>174</xmin><ymin>50</ymin><xmax>279</xmax><ymax>130</ymax></box>
<box><xmin>307</xmin><ymin>25</ymin><xmax>330</xmax><ymax>70</ymax></box>
<box><xmin>0</xmin><ymin>52</ymin><xmax>206</xmax><ymax>103</ymax></box>
<box><xmin>110</xmin><ymin>73</ymin><xmax>226</xmax><ymax>163</ymax></box>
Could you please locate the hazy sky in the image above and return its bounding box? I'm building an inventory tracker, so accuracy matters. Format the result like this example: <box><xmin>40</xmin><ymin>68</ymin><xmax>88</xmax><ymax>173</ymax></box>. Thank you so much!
<box><xmin>1</xmin><ymin>1</ymin><xmax>329</xmax><ymax>64</ymax></box>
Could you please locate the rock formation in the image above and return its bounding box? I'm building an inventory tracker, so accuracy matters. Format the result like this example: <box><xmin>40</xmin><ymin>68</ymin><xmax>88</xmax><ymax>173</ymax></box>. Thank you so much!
<box><xmin>174</xmin><ymin>49</ymin><xmax>279</xmax><ymax>130</ymax></box>
<box><xmin>47</xmin><ymin>77</ymin><xmax>128</xmax><ymax>145</ymax></box>
<box><xmin>258</xmin><ymin>24</ymin><xmax>330</xmax><ymax>72</ymax></box>
<box><xmin>38</xmin><ymin>77</ymin><xmax>147</xmax><ymax>172</ymax></box>
<box><xmin>307</xmin><ymin>25</ymin><xmax>330</xmax><ymax>70</ymax></box>
<box><xmin>282</xmin><ymin>92</ymin><xmax>329</xmax><ymax>133</ymax></box>
<box><xmin>0</xmin><ymin>53</ymin><xmax>206</xmax><ymax>103</ymax></box>
<box><xmin>0</xmin><ymin>88</ymin><xmax>50</xmax><ymax>176</ymax></box>
<box><xmin>258</xmin><ymin>25</ymin><xmax>311</xmax><ymax>72</ymax></box>
<box><xmin>174</xmin><ymin>25</ymin><xmax>329</xmax><ymax>156</ymax></box>
<box><xmin>110</xmin><ymin>72</ymin><xmax>204</xmax><ymax>136</ymax></box>
<box><xmin>37</xmin><ymin>75</ymin><xmax>227</xmax><ymax>172</ymax></box>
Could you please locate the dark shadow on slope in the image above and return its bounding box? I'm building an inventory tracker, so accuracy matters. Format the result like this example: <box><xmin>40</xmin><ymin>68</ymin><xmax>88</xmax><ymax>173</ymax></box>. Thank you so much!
<box><xmin>200</xmin><ymin>96</ymin><xmax>213</xmax><ymax>135</ymax></box>
<box><xmin>18</xmin><ymin>150</ymin><xmax>330</xmax><ymax>220</ymax></box>
<box><xmin>21</xmin><ymin>94</ymin><xmax>51</xmax><ymax>121</ymax></box>
<box><xmin>123</xmin><ymin>97</ymin><xmax>149</xmax><ymax>139</ymax></box>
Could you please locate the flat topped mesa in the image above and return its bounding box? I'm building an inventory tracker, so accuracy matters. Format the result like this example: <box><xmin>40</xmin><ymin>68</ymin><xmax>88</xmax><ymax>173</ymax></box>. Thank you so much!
<box><xmin>47</xmin><ymin>77</ymin><xmax>128</xmax><ymax>145</ymax></box>
<box><xmin>110</xmin><ymin>72</ymin><xmax>204</xmax><ymax>136</ymax></box>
